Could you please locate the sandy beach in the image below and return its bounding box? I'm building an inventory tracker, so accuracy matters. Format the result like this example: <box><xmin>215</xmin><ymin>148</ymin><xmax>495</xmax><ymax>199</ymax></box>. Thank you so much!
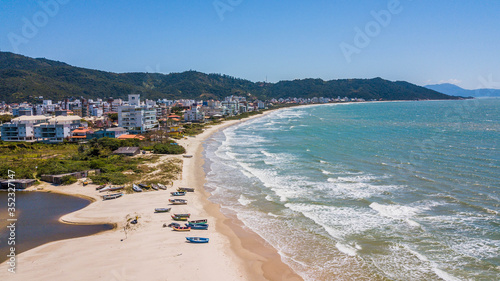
<box><xmin>0</xmin><ymin>111</ymin><xmax>303</xmax><ymax>281</ymax></box>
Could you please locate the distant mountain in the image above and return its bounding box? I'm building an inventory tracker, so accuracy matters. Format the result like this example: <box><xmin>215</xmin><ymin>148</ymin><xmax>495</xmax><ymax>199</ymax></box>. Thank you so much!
<box><xmin>0</xmin><ymin>51</ymin><xmax>459</xmax><ymax>103</ymax></box>
<box><xmin>425</xmin><ymin>83</ymin><xmax>500</xmax><ymax>98</ymax></box>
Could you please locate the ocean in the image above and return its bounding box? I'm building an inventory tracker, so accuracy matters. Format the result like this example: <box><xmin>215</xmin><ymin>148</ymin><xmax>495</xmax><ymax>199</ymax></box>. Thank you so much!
<box><xmin>203</xmin><ymin>99</ymin><xmax>499</xmax><ymax>281</ymax></box>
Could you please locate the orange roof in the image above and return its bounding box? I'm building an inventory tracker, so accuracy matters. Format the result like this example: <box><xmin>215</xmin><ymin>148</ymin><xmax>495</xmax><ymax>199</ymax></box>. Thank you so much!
<box><xmin>72</xmin><ymin>128</ymin><xmax>92</xmax><ymax>134</ymax></box>
<box><xmin>70</xmin><ymin>136</ymin><xmax>87</xmax><ymax>139</ymax></box>
<box><xmin>117</xmin><ymin>134</ymin><xmax>146</xmax><ymax>140</ymax></box>
<box><xmin>171</xmin><ymin>118</ymin><xmax>180</xmax><ymax>122</ymax></box>
<box><xmin>168</xmin><ymin>114</ymin><xmax>181</xmax><ymax>118</ymax></box>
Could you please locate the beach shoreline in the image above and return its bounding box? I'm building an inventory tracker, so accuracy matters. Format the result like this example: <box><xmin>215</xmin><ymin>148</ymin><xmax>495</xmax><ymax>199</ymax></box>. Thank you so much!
<box><xmin>0</xmin><ymin>108</ymin><xmax>303</xmax><ymax>280</ymax></box>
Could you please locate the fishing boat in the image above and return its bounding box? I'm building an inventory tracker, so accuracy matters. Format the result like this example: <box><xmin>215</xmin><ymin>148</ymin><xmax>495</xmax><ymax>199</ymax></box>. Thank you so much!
<box><xmin>173</xmin><ymin>213</ymin><xmax>190</xmax><ymax>218</ymax></box>
<box><xmin>186</xmin><ymin>237</ymin><xmax>209</xmax><ymax>243</ymax></box>
<box><xmin>168</xmin><ymin>222</ymin><xmax>180</xmax><ymax>228</ymax></box>
<box><xmin>169</xmin><ymin>199</ymin><xmax>187</xmax><ymax>205</ymax></box>
<box><xmin>103</xmin><ymin>193</ymin><xmax>123</xmax><ymax>200</ymax></box>
<box><xmin>171</xmin><ymin>215</ymin><xmax>188</xmax><ymax>221</ymax></box>
<box><xmin>154</xmin><ymin>208</ymin><xmax>171</xmax><ymax>213</ymax></box>
<box><xmin>138</xmin><ymin>183</ymin><xmax>150</xmax><ymax>189</ymax></box>
<box><xmin>157</xmin><ymin>183</ymin><xmax>167</xmax><ymax>190</ymax></box>
<box><xmin>173</xmin><ymin>226</ymin><xmax>191</xmax><ymax>231</ymax></box>
<box><xmin>95</xmin><ymin>184</ymin><xmax>107</xmax><ymax>190</ymax></box>
<box><xmin>170</xmin><ymin>191</ymin><xmax>186</xmax><ymax>196</ymax></box>
<box><xmin>186</xmin><ymin>223</ymin><xmax>208</xmax><ymax>230</ymax></box>
<box><xmin>183</xmin><ymin>155</ymin><xmax>193</xmax><ymax>158</ymax></box>
<box><xmin>132</xmin><ymin>184</ymin><xmax>143</xmax><ymax>192</ymax></box>
<box><xmin>177</xmin><ymin>187</ymin><xmax>195</xmax><ymax>192</ymax></box>
<box><xmin>99</xmin><ymin>185</ymin><xmax>112</xmax><ymax>192</ymax></box>
<box><xmin>188</xmin><ymin>219</ymin><xmax>208</xmax><ymax>225</ymax></box>
<box><xmin>109</xmin><ymin>186</ymin><xmax>124</xmax><ymax>191</ymax></box>
<box><xmin>151</xmin><ymin>183</ymin><xmax>159</xmax><ymax>190</ymax></box>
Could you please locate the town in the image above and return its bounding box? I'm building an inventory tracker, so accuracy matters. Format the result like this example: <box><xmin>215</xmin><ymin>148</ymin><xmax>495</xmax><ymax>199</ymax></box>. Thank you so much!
<box><xmin>0</xmin><ymin>94</ymin><xmax>366</xmax><ymax>143</ymax></box>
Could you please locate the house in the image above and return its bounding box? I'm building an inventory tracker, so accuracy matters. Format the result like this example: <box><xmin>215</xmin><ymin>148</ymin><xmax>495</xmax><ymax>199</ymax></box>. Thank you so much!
<box><xmin>41</xmin><ymin>169</ymin><xmax>101</xmax><ymax>184</ymax></box>
<box><xmin>112</xmin><ymin>147</ymin><xmax>140</xmax><ymax>156</ymax></box>
<box><xmin>34</xmin><ymin>116</ymin><xmax>86</xmax><ymax>143</ymax></box>
<box><xmin>117</xmin><ymin>134</ymin><xmax>146</xmax><ymax>141</ymax></box>
<box><xmin>70</xmin><ymin>127</ymin><xmax>94</xmax><ymax>142</ymax></box>
<box><xmin>118</xmin><ymin>94</ymin><xmax>158</xmax><ymax>133</ymax></box>
<box><xmin>0</xmin><ymin>179</ymin><xmax>36</xmax><ymax>190</ymax></box>
<box><xmin>86</xmin><ymin>127</ymin><xmax>128</xmax><ymax>139</ymax></box>
<box><xmin>184</xmin><ymin>106</ymin><xmax>205</xmax><ymax>122</ymax></box>
<box><xmin>1</xmin><ymin>115</ymin><xmax>51</xmax><ymax>142</ymax></box>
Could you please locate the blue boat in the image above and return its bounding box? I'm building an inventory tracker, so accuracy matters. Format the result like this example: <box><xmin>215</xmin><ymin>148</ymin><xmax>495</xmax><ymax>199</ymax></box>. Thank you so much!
<box><xmin>186</xmin><ymin>237</ymin><xmax>209</xmax><ymax>243</ymax></box>
<box><xmin>186</xmin><ymin>223</ymin><xmax>208</xmax><ymax>230</ymax></box>
<box><xmin>170</xmin><ymin>191</ymin><xmax>186</xmax><ymax>196</ymax></box>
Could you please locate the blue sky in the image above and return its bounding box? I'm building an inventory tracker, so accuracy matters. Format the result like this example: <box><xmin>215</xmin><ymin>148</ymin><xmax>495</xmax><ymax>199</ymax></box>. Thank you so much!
<box><xmin>1</xmin><ymin>0</ymin><xmax>499</xmax><ymax>89</ymax></box>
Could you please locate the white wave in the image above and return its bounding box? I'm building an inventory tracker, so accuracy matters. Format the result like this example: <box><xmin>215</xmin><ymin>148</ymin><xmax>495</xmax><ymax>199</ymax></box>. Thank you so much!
<box><xmin>238</xmin><ymin>195</ymin><xmax>254</xmax><ymax>206</ymax></box>
<box><xmin>336</xmin><ymin>242</ymin><xmax>357</xmax><ymax>256</ymax></box>
<box><xmin>321</xmin><ymin>169</ymin><xmax>334</xmax><ymax>175</ymax></box>
<box><xmin>432</xmin><ymin>267</ymin><xmax>461</xmax><ymax>281</ymax></box>
<box><xmin>402</xmin><ymin>244</ymin><xmax>429</xmax><ymax>262</ymax></box>
<box><xmin>405</xmin><ymin>219</ymin><xmax>421</xmax><ymax>227</ymax></box>
<box><xmin>265</xmin><ymin>195</ymin><xmax>273</xmax><ymax>201</ymax></box>
<box><xmin>285</xmin><ymin>203</ymin><xmax>384</xmax><ymax>239</ymax></box>
<box><xmin>369</xmin><ymin>202</ymin><xmax>419</xmax><ymax>220</ymax></box>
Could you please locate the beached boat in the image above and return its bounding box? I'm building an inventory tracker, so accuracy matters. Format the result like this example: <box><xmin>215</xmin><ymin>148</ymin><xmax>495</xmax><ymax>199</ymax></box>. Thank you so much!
<box><xmin>183</xmin><ymin>155</ymin><xmax>193</xmax><ymax>158</ymax></box>
<box><xmin>188</xmin><ymin>219</ymin><xmax>208</xmax><ymax>225</ymax></box>
<box><xmin>95</xmin><ymin>184</ymin><xmax>107</xmax><ymax>190</ymax></box>
<box><xmin>154</xmin><ymin>208</ymin><xmax>171</xmax><ymax>213</ymax></box>
<box><xmin>99</xmin><ymin>185</ymin><xmax>112</xmax><ymax>192</ymax></box>
<box><xmin>138</xmin><ymin>183</ymin><xmax>150</xmax><ymax>189</ymax></box>
<box><xmin>170</xmin><ymin>191</ymin><xmax>186</xmax><ymax>196</ymax></box>
<box><xmin>173</xmin><ymin>226</ymin><xmax>191</xmax><ymax>231</ymax></box>
<box><xmin>177</xmin><ymin>187</ymin><xmax>195</xmax><ymax>192</ymax></box>
<box><xmin>186</xmin><ymin>223</ymin><xmax>208</xmax><ymax>230</ymax></box>
<box><xmin>172</xmin><ymin>215</ymin><xmax>188</xmax><ymax>221</ymax></box>
<box><xmin>169</xmin><ymin>199</ymin><xmax>187</xmax><ymax>205</ymax></box>
<box><xmin>186</xmin><ymin>237</ymin><xmax>209</xmax><ymax>243</ymax></box>
<box><xmin>168</xmin><ymin>222</ymin><xmax>180</xmax><ymax>228</ymax></box>
<box><xmin>157</xmin><ymin>183</ymin><xmax>167</xmax><ymax>190</ymax></box>
<box><xmin>132</xmin><ymin>184</ymin><xmax>143</xmax><ymax>192</ymax></box>
<box><xmin>151</xmin><ymin>183</ymin><xmax>159</xmax><ymax>190</ymax></box>
<box><xmin>173</xmin><ymin>213</ymin><xmax>190</xmax><ymax>218</ymax></box>
<box><xmin>103</xmin><ymin>193</ymin><xmax>123</xmax><ymax>200</ymax></box>
<box><xmin>109</xmin><ymin>186</ymin><xmax>124</xmax><ymax>191</ymax></box>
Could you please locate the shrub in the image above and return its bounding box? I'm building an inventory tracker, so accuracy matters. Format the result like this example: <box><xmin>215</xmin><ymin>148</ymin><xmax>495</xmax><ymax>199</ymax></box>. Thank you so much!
<box><xmin>153</xmin><ymin>143</ymin><xmax>186</xmax><ymax>154</ymax></box>
<box><xmin>61</xmin><ymin>175</ymin><xmax>77</xmax><ymax>185</ymax></box>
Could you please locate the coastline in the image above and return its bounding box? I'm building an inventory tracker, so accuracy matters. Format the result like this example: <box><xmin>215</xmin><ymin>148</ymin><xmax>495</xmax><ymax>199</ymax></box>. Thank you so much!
<box><xmin>0</xmin><ymin>109</ymin><xmax>303</xmax><ymax>280</ymax></box>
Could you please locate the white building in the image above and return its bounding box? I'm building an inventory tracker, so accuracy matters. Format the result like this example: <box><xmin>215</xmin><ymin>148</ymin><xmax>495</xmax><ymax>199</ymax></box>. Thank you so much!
<box><xmin>184</xmin><ymin>106</ymin><xmax>205</xmax><ymax>122</ymax></box>
<box><xmin>1</xmin><ymin>116</ymin><xmax>50</xmax><ymax>141</ymax></box>
<box><xmin>34</xmin><ymin>116</ymin><xmax>86</xmax><ymax>143</ymax></box>
<box><xmin>118</xmin><ymin>95</ymin><xmax>158</xmax><ymax>133</ymax></box>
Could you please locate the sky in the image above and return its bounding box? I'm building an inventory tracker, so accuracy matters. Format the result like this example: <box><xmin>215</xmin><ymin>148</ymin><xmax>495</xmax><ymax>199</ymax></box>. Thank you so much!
<box><xmin>1</xmin><ymin>0</ymin><xmax>499</xmax><ymax>90</ymax></box>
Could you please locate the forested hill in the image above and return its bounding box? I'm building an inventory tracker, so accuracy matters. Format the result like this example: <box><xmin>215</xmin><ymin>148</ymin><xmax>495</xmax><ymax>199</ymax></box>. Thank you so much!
<box><xmin>0</xmin><ymin>52</ymin><xmax>458</xmax><ymax>103</ymax></box>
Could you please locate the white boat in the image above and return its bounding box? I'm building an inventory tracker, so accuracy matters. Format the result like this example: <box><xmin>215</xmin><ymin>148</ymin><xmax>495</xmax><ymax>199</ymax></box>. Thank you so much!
<box><xmin>132</xmin><ymin>184</ymin><xmax>143</xmax><ymax>192</ymax></box>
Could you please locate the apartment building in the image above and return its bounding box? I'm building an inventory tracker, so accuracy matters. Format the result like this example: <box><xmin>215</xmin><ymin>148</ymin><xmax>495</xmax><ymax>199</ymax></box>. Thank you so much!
<box><xmin>118</xmin><ymin>94</ymin><xmax>158</xmax><ymax>133</ymax></box>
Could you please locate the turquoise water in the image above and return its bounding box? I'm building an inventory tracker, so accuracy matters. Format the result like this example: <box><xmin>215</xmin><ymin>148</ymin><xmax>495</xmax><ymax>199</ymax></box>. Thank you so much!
<box><xmin>204</xmin><ymin>99</ymin><xmax>499</xmax><ymax>281</ymax></box>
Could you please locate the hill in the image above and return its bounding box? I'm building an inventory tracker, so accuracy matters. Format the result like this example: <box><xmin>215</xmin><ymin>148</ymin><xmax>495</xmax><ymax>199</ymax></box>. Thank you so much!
<box><xmin>425</xmin><ymin>83</ymin><xmax>500</xmax><ymax>98</ymax></box>
<box><xmin>0</xmin><ymin>52</ymin><xmax>458</xmax><ymax>103</ymax></box>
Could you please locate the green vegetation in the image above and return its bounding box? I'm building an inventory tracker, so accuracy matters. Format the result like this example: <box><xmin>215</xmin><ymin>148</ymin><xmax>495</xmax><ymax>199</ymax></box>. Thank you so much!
<box><xmin>153</xmin><ymin>143</ymin><xmax>186</xmax><ymax>155</ymax></box>
<box><xmin>0</xmin><ymin>137</ymin><xmax>184</xmax><ymax>186</ymax></box>
<box><xmin>182</xmin><ymin>123</ymin><xmax>205</xmax><ymax>136</ymax></box>
<box><xmin>61</xmin><ymin>175</ymin><xmax>77</xmax><ymax>185</ymax></box>
<box><xmin>0</xmin><ymin>51</ymin><xmax>458</xmax><ymax>103</ymax></box>
<box><xmin>0</xmin><ymin>114</ymin><xmax>13</xmax><ymax>123</ymax></box>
